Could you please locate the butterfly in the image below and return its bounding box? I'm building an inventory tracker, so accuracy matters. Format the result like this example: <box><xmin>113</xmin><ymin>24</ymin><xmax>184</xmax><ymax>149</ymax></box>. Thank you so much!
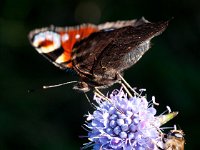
<box><xmin>29</xmin><ymin>18</ymin><xmax>168</xmax><ymax>92</ymax></box>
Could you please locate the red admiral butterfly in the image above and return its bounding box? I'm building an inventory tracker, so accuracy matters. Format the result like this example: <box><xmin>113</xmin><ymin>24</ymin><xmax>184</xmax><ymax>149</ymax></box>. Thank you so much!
<box><xmin>29</xmin><ymin>18</ymin><xmax>168</xmax><ymax>92</ymax></box>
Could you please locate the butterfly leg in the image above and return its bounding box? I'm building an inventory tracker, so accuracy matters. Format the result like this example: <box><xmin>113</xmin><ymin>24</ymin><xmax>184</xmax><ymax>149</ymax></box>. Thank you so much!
<box><xmin>84</xmin><ymin>92</ymin><xmax>91</xmax><ymax>103</ymax></box>
<box><xmin>120</xmin><ymin>82</ymin><xmax>133</xmax><ymax>97</ymax></box>
<box><xmin>94</xmin><ymin>87</ymin><xmax>111</xmax><ymax>102</ymax></box>
<box><xmin>94</xmin><ymin>87</ymin><xmax>124</xmax><ymax>114</ymax></box>
<box><xmin>117</xmin><ymin>73</ymin><xmax>140</xmax><ymax>97</ymax></box>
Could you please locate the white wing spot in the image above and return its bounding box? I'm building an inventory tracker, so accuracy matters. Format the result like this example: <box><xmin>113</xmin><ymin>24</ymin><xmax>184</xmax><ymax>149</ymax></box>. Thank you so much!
<box><xmin>62</xmin><ymin>33</ymin><xmax>69</xmax><ymax>42</ymax></box>
<box><xmin>75</xmin><ymin>34</ymin><xmax>80</xmax><ymax>39</ymax></box>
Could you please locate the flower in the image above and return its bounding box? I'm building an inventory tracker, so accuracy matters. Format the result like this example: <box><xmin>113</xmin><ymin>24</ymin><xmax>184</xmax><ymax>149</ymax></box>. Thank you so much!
<box><xmin>82</xmin><ymin>87</ymin><xmax>176</xmax><ymax>150</ymax></box>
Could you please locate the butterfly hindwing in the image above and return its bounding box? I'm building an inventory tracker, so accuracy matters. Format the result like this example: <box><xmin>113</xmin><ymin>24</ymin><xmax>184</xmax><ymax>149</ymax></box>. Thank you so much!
<box><xmin>72</xmin><ymin>19</ymin><xmax>168</xmax><ymax>81</ymax></box>
<box><xmin>93</xmin><ymin>20</ymin><xmax>169</xmax><ymax>75</ymax></box>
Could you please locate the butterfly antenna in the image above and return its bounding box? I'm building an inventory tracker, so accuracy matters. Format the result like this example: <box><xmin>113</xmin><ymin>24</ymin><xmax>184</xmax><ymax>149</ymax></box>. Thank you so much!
<box><xmin>43</xmin><ymin>81</ymin><xmax>78</xmax><ymax>89</ymax></box>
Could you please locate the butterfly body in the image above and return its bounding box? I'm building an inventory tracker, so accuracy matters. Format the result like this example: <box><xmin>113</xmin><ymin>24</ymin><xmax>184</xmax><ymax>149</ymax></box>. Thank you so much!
<box><xmin>29</xmin><ymin>18</ymin><xmax>168</xmax><ymax>92</ymax></box>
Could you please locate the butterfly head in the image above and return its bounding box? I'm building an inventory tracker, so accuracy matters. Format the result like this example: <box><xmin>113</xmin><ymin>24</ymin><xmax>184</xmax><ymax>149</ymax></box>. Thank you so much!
<box><xmin>73</xmin><ymin>82</ymin><xmax>90</xmax><ymax>92</ymax></box>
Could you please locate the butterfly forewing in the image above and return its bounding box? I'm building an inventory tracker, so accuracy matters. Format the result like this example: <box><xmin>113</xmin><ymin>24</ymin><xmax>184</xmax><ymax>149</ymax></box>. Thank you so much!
<box><xmin>29</xmin><ymin>24</ymin><xmax>99</xmax><ymax>69</ymax></box>
<box><xmin>72</xmin><ymin>20</ymin><xmax>168</xmax><ymax>86</ymax></box>
<box><xmin>28</xmin><ymin>20</ymin><xmax>140</xmax><ymax>70</ymax></box>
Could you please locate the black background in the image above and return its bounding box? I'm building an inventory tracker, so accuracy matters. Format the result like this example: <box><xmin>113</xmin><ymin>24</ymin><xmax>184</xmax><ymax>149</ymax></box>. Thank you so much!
<box><xmin>0</xmin><ymin>0</ymin><xmax>199</xmax><ymax>149</ymax></box>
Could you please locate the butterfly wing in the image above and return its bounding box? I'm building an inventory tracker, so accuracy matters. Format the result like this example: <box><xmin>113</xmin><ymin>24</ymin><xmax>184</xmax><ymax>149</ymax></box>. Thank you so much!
<box><xmin>28</xmin><ymin>24</ymin><xmax>99</xmax><ymax>70</ymax></box>
<box><xmin>71</xmin><ymin>18</ymin><xmax>148</xmax><ymax>75</ymax></box>
<box><xmin>93</xmin><ymin>20</ymin><xmax>169</xmax><ymax>76</ymax></box>
<box><xmin>28</xmin><ymin>19</ymin><xmax>146</xmax><ymax>71</ymax></box>
<box><xmin>72</xmin><ymin>19</ymin><xmax>168</xmax><ymax>81</ymax></box>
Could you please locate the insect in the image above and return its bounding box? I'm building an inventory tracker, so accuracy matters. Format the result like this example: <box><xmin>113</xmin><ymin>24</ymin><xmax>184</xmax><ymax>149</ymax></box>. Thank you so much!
<box><xmin>29</xmin><ymin>18</ymin><xmax>168</xmax><ymax>92</ymax></box>
<box><xmin>163</xmin><ymin>129</ymin><xmax>185</xmax><ymax>150</ymax></box>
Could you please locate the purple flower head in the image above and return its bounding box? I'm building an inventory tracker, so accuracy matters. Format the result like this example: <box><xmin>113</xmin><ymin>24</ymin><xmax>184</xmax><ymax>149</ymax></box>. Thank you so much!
<box><xmin>83</xmin><ymin>87</ymin><xmax>177</xmax><ymax>150</ymax></box>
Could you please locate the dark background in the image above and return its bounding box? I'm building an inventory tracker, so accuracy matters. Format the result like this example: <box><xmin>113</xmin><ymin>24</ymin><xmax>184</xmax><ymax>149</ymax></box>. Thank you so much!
<box><xmin>0</xmin><ymin>0</ymin><xmax>199</xmax><ymax>149</ymax></box>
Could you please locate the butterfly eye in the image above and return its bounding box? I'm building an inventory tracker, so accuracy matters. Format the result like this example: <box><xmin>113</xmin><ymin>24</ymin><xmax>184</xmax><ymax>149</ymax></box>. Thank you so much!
<box><xmin>168</xmin><ymin>130</ymin><xmax>184</xmax><ymax>139</ymax></box>
<box><xmin>32</xmin><ymin>31</ymin><xmax>61</xmax><ymax>54</ymax></box>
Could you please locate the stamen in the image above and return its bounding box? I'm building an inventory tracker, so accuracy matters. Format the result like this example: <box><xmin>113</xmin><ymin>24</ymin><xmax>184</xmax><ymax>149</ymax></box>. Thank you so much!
<box><xmin>139</xmin><ymin>88</ymin><xmax>146</xmax><ymax>96</ymax></box>
<box><xmin>160</xmin><ymin>126</ymin><xmax>175</xmax><ymax>130</ymax></box>
<box><xmin>173</xmin><ymin>124</ymin><xmax>177</xmax><ymax>130</ymax></box>
<box><xmin>166</xmin><ymin>106</ymin><xmax>171</xmax><ymax>113</ymax></box>
<box><xmin>152</xmin><ymin>96</ymin><xmax>159</xmax><ymax>106</ymax></box>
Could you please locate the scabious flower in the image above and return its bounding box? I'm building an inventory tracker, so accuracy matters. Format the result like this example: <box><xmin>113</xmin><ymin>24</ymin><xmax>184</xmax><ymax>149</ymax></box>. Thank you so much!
<box><xmin>82</xmin><ymin>87</ymin><xmax>176</xmax><ymax>150</ymax></box>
